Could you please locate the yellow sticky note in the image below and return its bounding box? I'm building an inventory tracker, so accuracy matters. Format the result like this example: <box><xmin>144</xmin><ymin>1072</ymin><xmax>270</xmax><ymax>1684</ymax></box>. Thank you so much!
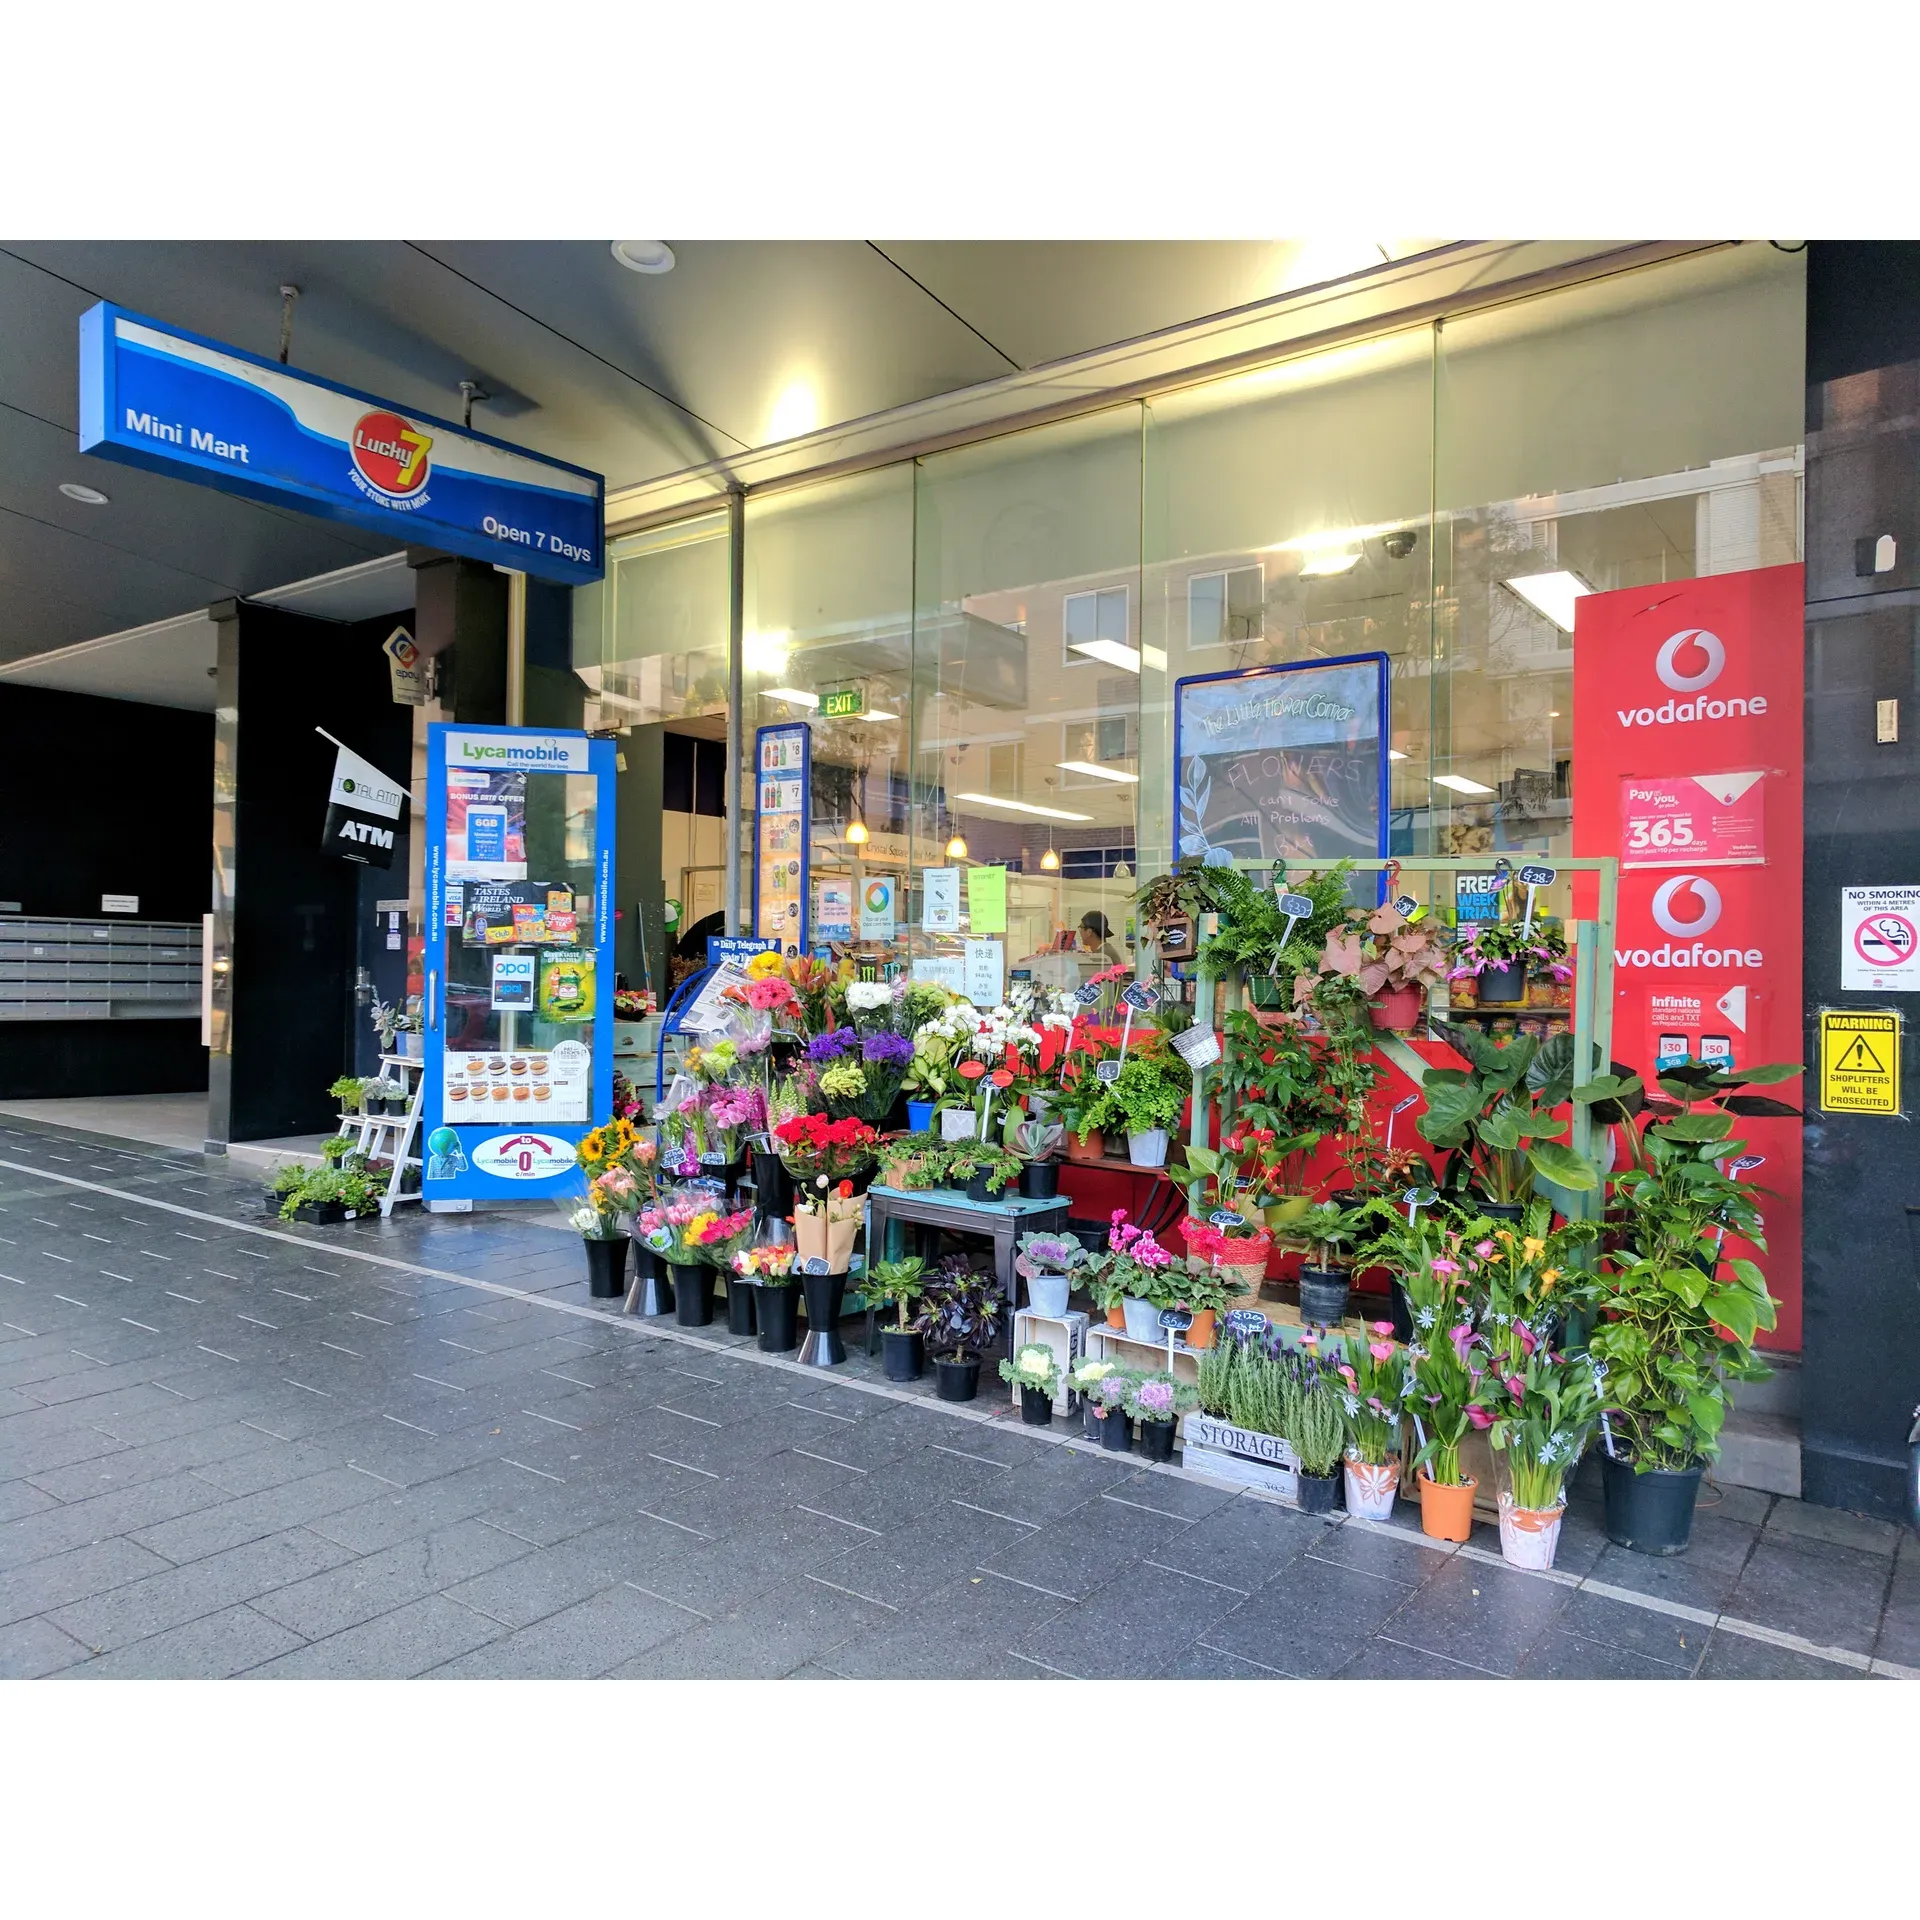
<box><xmin>967</xmin><ymin>864</ymin><xmax>1007</xmax><ymax>934</ymax></box>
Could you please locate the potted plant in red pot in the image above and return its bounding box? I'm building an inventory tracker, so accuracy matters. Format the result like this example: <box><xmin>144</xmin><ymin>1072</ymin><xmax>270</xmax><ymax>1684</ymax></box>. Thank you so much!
<box><xmin>1306</xmin><ymin>899</ymin><xmax>1449</xmax><ymax>1033</ymax></box>
<box><xmin>915</xmin><ymin>1257</ymin><xmax>1005</xmax><ymax>1402</ymax></box>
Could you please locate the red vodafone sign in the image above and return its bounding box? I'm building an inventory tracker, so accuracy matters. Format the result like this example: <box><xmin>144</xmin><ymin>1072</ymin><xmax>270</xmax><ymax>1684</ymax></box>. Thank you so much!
<box><xmin>350</xmin><ymin>409</ymin><xmax>432</xmax><ymax>498</ymax></box>
<box><xmin>1573</xmin><ymin>563</ymin><xmax>1803</xmax><ymax>1346</ymax></box>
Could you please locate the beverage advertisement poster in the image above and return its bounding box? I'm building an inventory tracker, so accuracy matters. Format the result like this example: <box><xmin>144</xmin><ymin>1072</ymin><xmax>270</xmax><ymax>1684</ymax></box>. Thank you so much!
<box><xmin>1174</xmin><ymin>654</ymin><xmax>1389</xmax><ymax>864</ymax></box>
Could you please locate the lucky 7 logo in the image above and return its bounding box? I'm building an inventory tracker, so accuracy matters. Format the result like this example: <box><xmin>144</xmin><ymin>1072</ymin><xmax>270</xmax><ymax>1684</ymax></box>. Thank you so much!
<box><xmin>350</xmin><ymin>409</ymin><xmax>432</xmax><ymax>498</ymax></box>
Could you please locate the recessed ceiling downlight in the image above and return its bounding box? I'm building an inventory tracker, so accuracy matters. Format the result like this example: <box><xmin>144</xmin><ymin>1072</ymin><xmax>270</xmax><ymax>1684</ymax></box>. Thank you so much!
<box><xmin>59</xmin><ymin>482</ymin><xmax>109</xmax><ymax>505</ymax></box>
<box><xmin>612</xmin><ymin>240</ymin><xmax>676</xmax><ymax>275</ymax></box>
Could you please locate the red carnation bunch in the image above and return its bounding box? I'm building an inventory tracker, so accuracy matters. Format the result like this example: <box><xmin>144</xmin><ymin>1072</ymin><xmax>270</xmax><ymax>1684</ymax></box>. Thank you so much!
<box><xmin>773</xmin><ymin>1113</ymin><xmax>880</xmax><ymax>1183</ymax></box>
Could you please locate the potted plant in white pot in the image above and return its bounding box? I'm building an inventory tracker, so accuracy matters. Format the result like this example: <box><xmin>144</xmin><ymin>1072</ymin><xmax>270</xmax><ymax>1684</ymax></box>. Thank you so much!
<box><xmin>1108</xmin><ymin>1052</ymin><xmax>1188</xmax><ymax>1169</ymax></box>
<box><xmin>1333</xmin><ymin>1324</ymin><xmax>1405</xmax><ymax>1519</ymax></box>
<box><xmin>1082</xmin><ymin>1212</ymin><xmax>1182</xmax><ymax>1343</ymax></box>
<box><xmin>1014</xmin><ymin>1230</ymin><xmax>1083</xmax><ymax>1319</ymax></box>
<box><xmin>1000</xmin><ymin>1341</ymin><xmax>1064</xmax><ymax>1426</ymax></box>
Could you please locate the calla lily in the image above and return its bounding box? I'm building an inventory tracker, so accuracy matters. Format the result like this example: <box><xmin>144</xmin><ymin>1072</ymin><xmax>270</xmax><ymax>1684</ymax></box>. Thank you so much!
<box><xmin>1368</xmin><ymin>1341</ymin><xmax>1395</xmax><ymax>1361</ymax></box>
<box><xmin>1466</xmin><ymin>1404</ymin><xmax>1493</xmax><ymax>1429</ymax></box>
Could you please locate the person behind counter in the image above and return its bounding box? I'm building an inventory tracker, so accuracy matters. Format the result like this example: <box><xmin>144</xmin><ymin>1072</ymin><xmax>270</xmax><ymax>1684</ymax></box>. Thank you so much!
<box><xmin>1076</xmin><ymin>910</ymin><xmax>1124</xmax><ymax>971</ymax></box>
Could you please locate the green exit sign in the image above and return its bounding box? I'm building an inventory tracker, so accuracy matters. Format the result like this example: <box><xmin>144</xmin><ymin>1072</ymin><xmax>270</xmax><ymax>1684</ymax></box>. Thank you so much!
<box><xmin>821</xmin><ymin>688</ymin><xmax>863</xmax><ymax>719</ymax></box>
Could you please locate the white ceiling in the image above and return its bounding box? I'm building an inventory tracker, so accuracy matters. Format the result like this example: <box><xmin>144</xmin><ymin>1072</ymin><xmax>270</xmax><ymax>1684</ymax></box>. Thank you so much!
<box><xmin>0</xmin><ymin>238</ymin><xmax>1429</xmax><ymax>701</ymax></box>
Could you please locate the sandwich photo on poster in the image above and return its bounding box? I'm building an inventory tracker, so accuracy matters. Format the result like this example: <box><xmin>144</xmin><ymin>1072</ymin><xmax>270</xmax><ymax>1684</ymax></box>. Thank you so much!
<box><xmin>1174</xmin><ymin>654</ymin><xmax>1389</xmax><ymax>863</ymax></box>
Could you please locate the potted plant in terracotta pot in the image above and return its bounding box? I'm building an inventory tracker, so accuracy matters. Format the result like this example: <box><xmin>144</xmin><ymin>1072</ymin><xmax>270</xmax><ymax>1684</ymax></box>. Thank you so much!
<box><xmin>1584</xmin><ymin>1057</ymin><xmax>1796</xmax><ymax>1553</ymax></box>
<box><xmin>864</xmin><ymin>1254</ymin><xmax>930</xmax><ymax>1382</ymax></box>
<box><xmin>999</xmin><ymin>1341</ymin><xmax>1064</xmax><ymax>1426</ymax></box>
<box><xmin>1014</xmin><ymin>1230</ymin><xmax>1084</xmax><ymax>1319</ymax></box>
<box><xmin>1057</xmin><ymin>1080</ymin><xmax>1114</xmax><ymax>1164</ymax></box>
<box><xmin>1126</xmin><ymin>1370</ymin><xmax>1199</xmax><ymax>1463</ymax></box>
<box><xmin>1305</xmin><ymin>899</ymin><xmax>1449</xmax><ymax>1034</ymax></box>
<box><xmin>914</xmin><ymin>1257</ymin><xmax>1005</xmax><ymax>1402</ymax></box>
<box><xmin>1334</xmin><ymin>1324</ymin><xmax>1405</xmax><ymax>1519</ymax></box>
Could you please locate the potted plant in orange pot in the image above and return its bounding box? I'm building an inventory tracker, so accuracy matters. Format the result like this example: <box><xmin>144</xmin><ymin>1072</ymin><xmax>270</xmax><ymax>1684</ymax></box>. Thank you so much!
<box><xmin>1081</xmin><ymin>1210</ymin><xmax>1180</xmax><ymax>1341</ymax></box>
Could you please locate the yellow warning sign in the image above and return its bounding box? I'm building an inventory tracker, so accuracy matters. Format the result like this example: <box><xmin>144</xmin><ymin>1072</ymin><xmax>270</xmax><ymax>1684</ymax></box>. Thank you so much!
<box><xmin>1819</xmin><ymin>1008</ymin><xmax>1901</xmax><ymax>1115</ymax></box>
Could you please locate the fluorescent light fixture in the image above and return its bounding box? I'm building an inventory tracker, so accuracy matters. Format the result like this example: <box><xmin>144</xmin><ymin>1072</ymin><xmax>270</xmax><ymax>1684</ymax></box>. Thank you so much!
<box><xmin>1502</xmin><ymin>570</ymin><xmax>1591</xmax><ymax>632</ymax></box>
<box><xmin>1068</xmin><ymin>638</ymin><xmax>1141</xmax><ymax>672</ymax></box>
<box><xmin>1388</xmin><ymin>749</ymin><xmax>1408</xmax><ymax>762</ymax></box>
<box><xmin>1055</xmin><ymin>760</ymin><xmax>1139</xmax><ymax>784</ymax></box>
<box><xmin>1298</xmin><ymin>550</ymin><xmax>1362</xmax><ymax>577</ymax></box>
<box><xmin>955</xmin><ymin>792</ymin><xmax>1093</xmax><ymax>822</ymax></box>
<box><xmin>58</xmin><ymin>482</ymin><xmax>109</xmax><ymax>505</ymax></box>
<box><xmin>1432</xmin><ymin>773</ymin><xmax>1495</xmax><ymax>796</ymax></box>
<box><xmin>612</xmin><ymin>240</ymin><xmax>675</xmax><ymax>274</ymax></box>
<box><xmin>861</xmin><ymin>708</ymin><xmax>900</xmax><ymax>723</ymax></box>
<box><xmin>1067</xmin><ymin>639</ymin><xmax>1166</xmax><ymax>673</ymax></box>
<box><xmin>763</xmin><ymin>686</ymin><xmax>819</xmax><ymax>709</ymax></box>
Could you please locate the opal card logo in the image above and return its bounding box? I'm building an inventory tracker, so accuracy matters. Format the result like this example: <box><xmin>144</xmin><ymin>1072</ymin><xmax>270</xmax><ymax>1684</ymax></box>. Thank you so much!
<box><xmin>350</xmin><ymin>410</ymin><xmax>432</xmax><ymax>500</ymax></box>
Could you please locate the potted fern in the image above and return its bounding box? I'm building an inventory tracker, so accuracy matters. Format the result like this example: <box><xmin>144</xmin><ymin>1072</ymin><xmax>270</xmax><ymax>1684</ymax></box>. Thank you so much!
<box><xmin>1108</xmin><ymin>1052</ymin><xmax>1188</xmax><ymax>1168</ymax></box>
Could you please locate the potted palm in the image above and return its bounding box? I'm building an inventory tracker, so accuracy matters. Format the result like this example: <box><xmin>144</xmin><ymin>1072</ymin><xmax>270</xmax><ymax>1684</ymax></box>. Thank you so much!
<box><xmin>1014</xmin><ymin>1231</ymin><xmax>1083</xmax><ymax>1318</ymax></box>
<box><xmin>915</xmin><ymin>1258</ymin><xmax>1005</xmax><ymax>1402</ymax></box>
<box><xmin>999</xmin><ymin>1341</ymin><xmax>1064</xmax><ymax>1426</ymax></box>
<box><xmin>1334</xmin><ymin>1324</ymin><xmax>1405</xmax><ymax>1518</ymax></box>
<box><xmin>1293</xmin><ymin>1200</ymin><xmax>1359</xmax><ymax>1326</ymax></box>
<box><xmin>865</xmin><ymin>1255</ymin><xmax>930</xmax><ymax>1382</ymax></box>
<box><xmin>1126</xmin><ymin>1371</ymin><xmax>1199</xmax><ymax>1463</ymax></box>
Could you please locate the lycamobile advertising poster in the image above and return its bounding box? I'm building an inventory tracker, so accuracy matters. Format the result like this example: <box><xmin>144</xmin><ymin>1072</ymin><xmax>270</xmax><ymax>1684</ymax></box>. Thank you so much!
<box><xmin>1174</xmin><ymin>655</ymin><xmax>1389</xmax><ymax>863</ymax></box>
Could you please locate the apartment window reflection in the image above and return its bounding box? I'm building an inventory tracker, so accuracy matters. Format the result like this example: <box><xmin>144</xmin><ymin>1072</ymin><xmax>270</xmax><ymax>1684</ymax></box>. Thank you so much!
<box><xmin>1187</xmin><ymin>564</ymin><xmax>1265</xmax><ymax>647</ymax></box>
<box><xmin>1063</xmin><ymin>585</ymin><xmax>1133</xmax><ymax>669</ymax></box>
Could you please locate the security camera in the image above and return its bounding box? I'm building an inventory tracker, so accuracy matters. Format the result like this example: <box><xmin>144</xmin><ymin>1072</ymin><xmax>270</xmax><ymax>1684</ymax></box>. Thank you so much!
<box><xmin>1383</xmin><ymin>529</ymin><xmax>1417</xmax><ymax>560</ymax></box>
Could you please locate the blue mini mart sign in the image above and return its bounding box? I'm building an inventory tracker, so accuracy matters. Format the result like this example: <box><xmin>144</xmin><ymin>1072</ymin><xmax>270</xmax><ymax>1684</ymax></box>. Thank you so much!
<box><xmin>78</xmin><ymin>303</ymin><xmax>604</xmax><ymax>585</ymax></box>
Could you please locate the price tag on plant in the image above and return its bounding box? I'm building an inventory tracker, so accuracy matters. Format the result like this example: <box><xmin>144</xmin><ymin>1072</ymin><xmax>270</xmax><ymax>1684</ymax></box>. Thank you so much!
<box><xmin>1208</xmin><ymin>1208</ymin><xmax>1243</xmax><ymax>1229</ymax></box>
<box><xmin>1224</xmin><ymin>1309</ymin><xmax>1269</xmax><ymax>1337</ymax></box>
<box><xmin>1519</xmin><ymin>864</ymin><xmax>1557</xmax><ymax>888</ymax></box>
<box><xmin>1395</xmin><ymin>894</ymin><xmax>1422</xmax><ymax>919</ymax></box>
<box><xmin>1391</xmin><ymin>1094</ymin><xmax>1419</xmax><ymax>1116</ymax></box>
<box><xmin>1074</xmin><ymin>982</ymin><xmax>1102</xmax><ymax>1005</ymax></box>
<box><xmin>1121</xmin><ymin>980</ymin><xmax>1159</xmax><ymax>1012</ymax></box>
<box><xmin>1731</xmin><ymin>1154</ymin><xmax>1765</xmax><ymax>1173</ymax></box>
<box><xmin>800</xmin><ymin>1255</ymin><xmax>832</xmax><ymax>1276</ymax></box>
<box><xmin>1158</xmin><ymin>1307</ymin><xmax>1194</xmax><ymax>1332</ymax></box>
<box><xmin>1278</xmin><ymin>892</ymin><xmax>1314</xmax><ymax>919</ymax></box>
<box><xmin>1094</xmin><ymin>1059</ymin><xmax>1122</xmax><ymax>1085</ymax></box>
<box><xmin>698</xmin><ymin>1149</ymin><xmax>730</xmax><ymax>1167</ymax></box>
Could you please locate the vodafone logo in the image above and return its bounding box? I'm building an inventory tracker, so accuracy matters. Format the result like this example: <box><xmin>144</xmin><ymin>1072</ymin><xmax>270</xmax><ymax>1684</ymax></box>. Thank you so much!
<box><xmin>1617</xmin><ymin>626</ymin><xmax>1764</xmax><ymax>728</ymax></box>
<box><xmin>1651</xmin><ymin>874</ymin><xmax>1722</xmax><ymax>938</ymax></box>
<box><xmin>1655</xmin><ymin>628</ymin><xmax>1726</xmax><ymax>694</ymax></box>
<box><xmin>350</xmin><ymin>409</ymin><xmax>432</xmax><ymax>498</ymax></box>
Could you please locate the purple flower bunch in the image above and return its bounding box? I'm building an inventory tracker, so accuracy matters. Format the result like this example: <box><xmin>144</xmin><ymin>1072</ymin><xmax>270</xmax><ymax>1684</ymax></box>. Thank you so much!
<box><xmin>807</xmin><ymin>1028</ymin><xmax>862</xmax><ymax>1063</ymax></box>
<box><xmin>861</xmin><ymin>1031</ymin><xmax>914</xmax><ymax>1068</ymax></box>
<box><xmin>705</xmin><ymin>1084</ymin><xmax>767</xmax><ymax>1133</ymax></box>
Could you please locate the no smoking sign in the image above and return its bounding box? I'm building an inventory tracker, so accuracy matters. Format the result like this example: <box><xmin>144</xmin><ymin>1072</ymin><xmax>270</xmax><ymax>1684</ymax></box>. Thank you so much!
<box><xmin>1842</xmin><ymin>887</ymin><xmax>1920</xmax><ymax>991</ymax></box>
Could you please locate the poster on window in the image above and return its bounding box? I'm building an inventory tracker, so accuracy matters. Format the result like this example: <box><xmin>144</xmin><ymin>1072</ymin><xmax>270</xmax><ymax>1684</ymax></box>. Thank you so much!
<box><xmin>445</xmin><ymin>767</ymin><xmax>527</xmax><ymax>882</ymax></box>
<box><xmin>1619</xmin><ymin>772</ymin><xmax>1767</xmax><ymax>869</ymax></box>
<box><xmin>1173</xmin><ymin>654</ymin><xmax>1389</xmax><ymax>864</ymax></box>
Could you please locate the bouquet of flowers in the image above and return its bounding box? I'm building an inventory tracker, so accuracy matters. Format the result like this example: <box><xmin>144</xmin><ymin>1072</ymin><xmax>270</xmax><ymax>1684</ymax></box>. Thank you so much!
<box><xmin>731</xmin><ymin>1242</ymin><xmax>795</xmax><ymax>1287</ymax></box>
<box><xmin>1334</xmin><ymin>1323</ymin><xmax>1406</xmax><ymax>1466</ymax></box>
<box><xmin>813</xmin><ymin>1029</ymin><xmax>916</xmax><ymax>1127</ymax></box>
<box><xmin>772</xmin><ymin>1113</ymin><xmax>880</xmax><ymax>1190</ymax></box>
<box><xmin>686</xmin><ymin>1202</ymin><xmax>757</xmax><ymax>1269</ymax></box>
<box><xmin>843</xmin><ymin>977</ymin><xmax>898</xmax><ymax>1030</ymax></box>
<box><xmin>569</xmin><ymin>1124</ymin><xmax>655</xmax><ymax>1239</ymax></box>
<box><xmin>635</xmin><ymin>1192</ymin><xmax>709</xmax><ymax>1265</ymax></box>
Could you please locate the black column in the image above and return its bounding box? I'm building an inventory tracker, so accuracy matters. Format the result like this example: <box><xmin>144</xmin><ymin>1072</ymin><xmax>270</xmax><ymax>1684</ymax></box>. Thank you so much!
<box><xmin>216</xmin><ymin>602</ymin><xmax>412</xmax><ymax>1143</ymax></box>
<box><xmin>409</xmin><ymin>550</ymin><xmax>508</xmax><ymax>723</ymax></box>
<box><xmin>1800</xmin><ymin>241</ymin><xmax>1920</xmax><ymax>1518</ymax></box>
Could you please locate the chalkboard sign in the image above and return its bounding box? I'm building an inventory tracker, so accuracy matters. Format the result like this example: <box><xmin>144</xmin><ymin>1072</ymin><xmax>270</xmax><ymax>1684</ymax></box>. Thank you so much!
<box><xmin>1224</xmin><ymin>1308</ymin><xmax>1270</xmax><ymax>1337</ymax></box>
<box><xmin>1401</xmin><ymin>1186</ymin><xmax>1438</xmax><ymax>1208</ymax></box>
<box><xmin>1073</xmin><ymin>983</ymin><xmax>1103</xmax><ymax>1005</ymax></box>
<box><xmin>799</xmin><ymin>1255</ymin><xmax>832</xmax><ymax>1276</ymax></box>
<box><xmin>1395</xmin><ymin>894</ymin><xmax>1421</xmax><ymax>918</ymax></box>
<box><xmin>1490</xmin><ymin>858</ymin><xmax>1513</xmax><ymax>884</ymax></box>
<box><xmin>1518</xmin><ymin>864</ymin><xmax>1558</xmax><ymax>888</ymax></box>
<box><xmin>1731</xmin><ymin>1154</ymin><xmax>1766</xmax><ymax>1173</ymax></box>
<box><xmin>1121</xmin><ymin>980</ymin><xmax>1159</xmax><ymax>1012</ymax></box>
<box><xmin>1276</xmin><ymin>891</ymin><xmax>1315</xmax><ymax>919</ymax></box>
<box><xmin>1158</xmin><ymin>1307</ymin><xmax>1195</xmax><ymax>1332</ymax></box>
<box><xmin>1391</xmin><ymin>1093</ymin><xmax>1419</xmax><ymax>1117</ymax></box>
<box><xmin>1207</xmin><ymin>1208</ymin><xmax>1244</xmax><ymax>1229</ymax></box>
<box><xmin>1095</xmin><ymin>1059</ymin><xmax>1122</xmax><ymax>1084</ymax></box>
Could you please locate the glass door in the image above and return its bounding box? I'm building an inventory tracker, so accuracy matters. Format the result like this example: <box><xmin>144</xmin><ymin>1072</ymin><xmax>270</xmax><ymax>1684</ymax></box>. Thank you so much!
<box><xmin>422</xmin><ymin>724</ymin><xmax>615</xmax><ymax>1202</ymax></box>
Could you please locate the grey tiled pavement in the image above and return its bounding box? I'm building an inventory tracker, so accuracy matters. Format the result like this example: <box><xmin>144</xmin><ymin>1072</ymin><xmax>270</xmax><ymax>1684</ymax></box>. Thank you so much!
<box><xmin>0</xmin><ymin>1115</ymin><xmax>1914</xmax><ymax>1681</ymax></box>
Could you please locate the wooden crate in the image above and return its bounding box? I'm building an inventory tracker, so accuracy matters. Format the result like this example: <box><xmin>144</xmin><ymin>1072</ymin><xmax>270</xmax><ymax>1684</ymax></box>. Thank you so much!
<box><xmin>1085</xmin><ymin>1326</ymin><xmax>1202</xmax><ymax>1441</ymax></box>
<box><xmin>1010</xmin><ymin>1307</ymin><xmax>1088</xmax><ymax>1416</ymax></box>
